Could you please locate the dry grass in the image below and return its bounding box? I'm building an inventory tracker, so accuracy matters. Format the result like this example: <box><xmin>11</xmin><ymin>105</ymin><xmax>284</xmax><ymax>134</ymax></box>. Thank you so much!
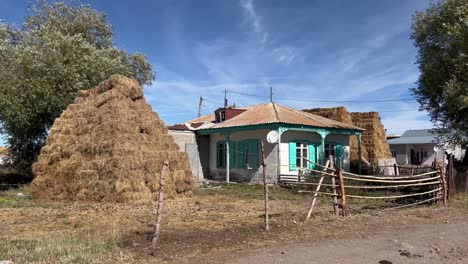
<box><xmin>1</xmin><ymin>184</ymin><xmax>467</xmax><ymax>263</ymax></box>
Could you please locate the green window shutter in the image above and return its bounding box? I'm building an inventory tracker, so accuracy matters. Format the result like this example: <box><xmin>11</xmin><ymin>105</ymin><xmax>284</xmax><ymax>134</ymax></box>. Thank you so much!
<box><xmin>335</xmin><ymin>144</ymin><xmax>343</xmax><ymax>168</ymax></box>
<box><xmin>289</xmin><ymin>141</ymin><xmax>297</xmax><ymax>171</ymax></box>
<box><xmin>236</xmin><ymin>141</ymin><xmax>244</xmax><ymax>168</ymax></box>
<box><xmin>228</xmin><ymin>140</ymin><xmax>235</xmax><ymax>169</ymax></box>
<box><xmin>309</xmin><ymin>144</ymin><xmax>316</xmax><ymax>169</ymax></box>
<box><xmin>216</xmin><ymin>142</ymin><xmax>221</xmax><ymax>168</ymax></box>
<box><xmin>250</xmin><ymin>139</ymin><xmax>260</xmax><ymax>168</ymax></box>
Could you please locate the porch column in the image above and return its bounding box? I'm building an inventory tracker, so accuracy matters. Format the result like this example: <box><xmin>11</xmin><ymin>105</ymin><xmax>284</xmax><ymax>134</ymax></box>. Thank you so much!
<box><xmin>225</xmin><ymin>134</ymin><xmax>230</xmax><ymax>183</ymax></box>
<box><xmin>358</xmin><ymin>133</ymin><xmax>362</xmax><ymax>174</ymax></box>
<box><xmin>318</xmin><ymin>131</ymin><xmax>330</xmax><ymax>165</ymax></box>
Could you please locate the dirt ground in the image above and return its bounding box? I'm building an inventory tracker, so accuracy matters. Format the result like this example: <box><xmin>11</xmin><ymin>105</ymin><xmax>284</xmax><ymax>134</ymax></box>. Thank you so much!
<box><xmin>225</xmin><ymin>221</ymin><xmax>468</xmax><ymax>264</ymax></box>
<box><xmin>0</xmin><ymin>184</ymin><xmax>467</xmax><ymax>263</ymax></box>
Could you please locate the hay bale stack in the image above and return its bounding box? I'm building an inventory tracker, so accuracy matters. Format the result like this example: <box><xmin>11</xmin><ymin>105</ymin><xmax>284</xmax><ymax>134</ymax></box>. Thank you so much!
<box><xmin>302</xmin><ymin>107</ymin><xmax>369</xmax><ymax>162</ymax></box>
<box><xmin>350</xmin><ymin>112</ymin><xmax>393</xmax><ymax>163</ymax></box>
<box><xmin>31</xmin><ymin>75</ymin><xmax>193</xmax><ymax>203</ymax></box>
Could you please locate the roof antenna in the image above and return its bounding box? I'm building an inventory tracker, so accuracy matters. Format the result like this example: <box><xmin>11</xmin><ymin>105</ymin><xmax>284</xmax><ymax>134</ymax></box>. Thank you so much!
<box><xmin>224</xmin><ymin>89</ymin><xmax>228</xmax><ymax>108</ymax></box>
<box><xmin>270</xmin><ymin>87</ymin><xmax>273</xmax><ymax>103</ymax></box>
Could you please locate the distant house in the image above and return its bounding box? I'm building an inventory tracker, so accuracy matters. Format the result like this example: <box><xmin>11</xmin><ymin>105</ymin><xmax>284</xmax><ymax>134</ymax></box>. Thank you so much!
<box><xmin>0</xmin><ymin>147</ymin><xmax>8</xmax><ymax>165</ymax></box>
<box><xmin>387</xmin><ymin>129</ymin><xmax>465</xmax><ymax>166</ymax></box>
<box><xmin>168</xmin><ymin>103</ymin><xmax>364</xmax><ymax>183</ymax></box>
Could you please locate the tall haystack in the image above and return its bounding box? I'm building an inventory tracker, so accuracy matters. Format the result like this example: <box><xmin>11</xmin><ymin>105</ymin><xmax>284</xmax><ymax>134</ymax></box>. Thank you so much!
<box><xmin>302</xmin><ymin>107</ymin><xmax>369</xmax><ymax>162</ymax></box>
<box><xmin>31</xmin><ymin>75</ymin><xmax>193</xmax><ymax>203</ymax></box>
<box><xmin>350</xmin><ymin>112</ymin><xmax>393</xmax><ymax>162</ymax></box>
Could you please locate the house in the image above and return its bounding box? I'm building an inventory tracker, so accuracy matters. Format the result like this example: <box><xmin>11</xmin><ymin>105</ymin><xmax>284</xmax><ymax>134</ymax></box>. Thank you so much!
<box><xmin>168</xmin><ymin>102</ymin><xmax>364</xmax><ymax>183</ymax></box>
<box><xmin>0</xmin><ymin>147</ymin><xmax>8</xmax><ymax>165</ymax></box>
<box><xmin>387</xmin><ymin>129</ymin><xmax>465</xmax><ymax>166</ymax></box>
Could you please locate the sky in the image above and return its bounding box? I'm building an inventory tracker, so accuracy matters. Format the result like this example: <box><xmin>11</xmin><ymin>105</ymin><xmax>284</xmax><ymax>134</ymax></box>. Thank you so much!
<box><xmin>0</xmin><ymin>0</ymin><xmax>434</xmax><ymax>145</ymax></box>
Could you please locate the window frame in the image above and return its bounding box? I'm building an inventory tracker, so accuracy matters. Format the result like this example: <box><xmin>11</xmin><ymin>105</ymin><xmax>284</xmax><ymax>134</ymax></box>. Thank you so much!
<box><xmin>324</xmin><ymin>143</ymin><xmax>336</xmax><ymax>159</ymax></box>
<box><xmin>217</xmin><ymin>141</ymin><xmax>227</xmax><ymax>168</ymax></box>
<box><xmin>295</xmin><ymin>142</ymin><xmax>309</xmax><ymax>169</ymax></box>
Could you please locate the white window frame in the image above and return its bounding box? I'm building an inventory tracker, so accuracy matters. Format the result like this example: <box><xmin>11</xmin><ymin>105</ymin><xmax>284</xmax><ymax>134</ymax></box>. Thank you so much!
<box><xmin>296</xmin><ymin>142</ymin><xmax>309</xmax><ymax>168</ymax></box>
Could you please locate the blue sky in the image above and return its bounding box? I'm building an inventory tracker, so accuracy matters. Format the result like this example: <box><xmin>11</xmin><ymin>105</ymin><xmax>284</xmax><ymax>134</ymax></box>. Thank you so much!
<box><xmin>1</xmin><ymin>0</ymin><xmax>434</xmax><ymax>145</ymax></box>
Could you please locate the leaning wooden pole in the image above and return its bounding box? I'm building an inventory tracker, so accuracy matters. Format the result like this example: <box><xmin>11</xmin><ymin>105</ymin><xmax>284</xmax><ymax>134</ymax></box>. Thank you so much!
<box><xmin>337</xmin><ymin>159</ymin><xmax>347</xmax><ymax>217</ymax></box>
<box><xmin>261</xmin><ymin>141</ymin><xmax>269</xmax><ymax>230</ymax></box>
<box><xmin>329</xmin><ymin>156</ymin><xmax>339</xmax><ymax>217</ymax></box>
<box><xmin>306</xmin><ymin>159</ymin><xmax>330</xmax><ymax>220</ymax></box>
<box><xmin>153</xmin><ymin>159</ymin><xmax>169</xmax><ymax>246</ymax></box>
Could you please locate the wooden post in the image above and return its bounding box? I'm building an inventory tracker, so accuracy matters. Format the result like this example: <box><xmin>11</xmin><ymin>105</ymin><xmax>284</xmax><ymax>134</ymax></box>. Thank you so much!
<box><xmin>357</xmin><ymin>134</ymin><xmax>362</xmax><ymax>174</ymax></box>
<box><xmin>393</xmin><ymin>164</ymin><xmax>398</xmax><ymax>176</ymax></box>
<box><xmin>329</xmin><ymin>155</ymin><xmax>339</xmax><ymax>217</ymax></box>
<box><xmin>448</xmin><ymin>154</ymin><xmax>454</xmax><ymax>199</ymax></box>
<box><xmin>226</xmin><ymin>139</ymin><xmax>230</xmax><ymax>183</ymax></box>
<box><xmin>337</xmin><ymin>159</ymin><xmax>347</xmax><ymax>217</ymax></box>
<box><xmin>434</xmin><ymin>156</ymin><xmax>440</xmax><ymax>204</ymax></box>
<box><xmin>439</xmin><ymin>166</ymin><xmax>448</xmax><ymax>206</ymax></box>
<box><xmin>153</xmin><ymin>159</ymin><xmax>169</xmax><ymax>246</ymax></box>
<box><xmin>305</xmin><ymin>159</ymin><xmax>330</xmax><ymax>220</ymax></box>
<box><xmin>261</xmin><ymin>141</ymin><xmax>269</xmax><ymax>230</ymax></box>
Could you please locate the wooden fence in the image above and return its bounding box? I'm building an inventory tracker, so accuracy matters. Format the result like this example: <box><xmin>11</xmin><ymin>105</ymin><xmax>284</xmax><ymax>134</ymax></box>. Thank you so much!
<box><xmin>280</xmin><ymin>156</ymin><xmax>448</xmax><ymax>217</ymax></box>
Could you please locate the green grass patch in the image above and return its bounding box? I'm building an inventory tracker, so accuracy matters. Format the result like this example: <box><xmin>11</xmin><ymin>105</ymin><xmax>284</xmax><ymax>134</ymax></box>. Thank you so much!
<box><xmin>0</xmin><ymin>196</ymin><xmax>18</xmax><ymax>206</ymax></box>
<box><xmin>196</xmin><ymin>183</ymin><xmax>310</xmax><ymax>201</ymax></box>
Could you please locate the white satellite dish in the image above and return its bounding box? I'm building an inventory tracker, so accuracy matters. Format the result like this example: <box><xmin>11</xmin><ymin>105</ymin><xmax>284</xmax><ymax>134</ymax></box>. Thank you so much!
<box><xmin>266</xmin><ymin>130</ymin><xmax>279</xmax><ymax>143</ymax></box>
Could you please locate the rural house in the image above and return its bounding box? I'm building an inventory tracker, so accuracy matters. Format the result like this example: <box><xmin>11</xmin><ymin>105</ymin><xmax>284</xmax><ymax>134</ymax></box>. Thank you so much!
<box><xmin>169</xmin><ymin>103</ymin><xmax>364</xmax><ymax>183</ymax></box>
<box><xmin>387</xmin><ymin>129</ymin><xmax>465</xmax><ymax>166</ymax></box>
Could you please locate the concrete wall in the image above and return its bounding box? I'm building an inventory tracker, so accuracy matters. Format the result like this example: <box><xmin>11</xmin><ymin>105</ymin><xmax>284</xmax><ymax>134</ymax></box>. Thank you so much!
<box><xmin>208</xmin><ymin>130</ymin><xmax>278</xmax><ymax>183</ymax></box>
<box><xmin>390</xmin><ymin>143</ymin><xmax>436</xmax><ymax>165</ymax></box>
<box><xmin>168</xmin><ymin>130</ymin><xmax>204</xmax><ymax>181</ymax></box>
<box><xmin>390</xmin><ymin>143</ymin><xmax>465</xmax><ymax>166</ymax></box>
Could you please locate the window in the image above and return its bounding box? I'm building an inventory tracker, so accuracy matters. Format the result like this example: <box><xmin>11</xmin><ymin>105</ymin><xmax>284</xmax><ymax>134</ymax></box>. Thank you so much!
<box><xmin>236</xmin><ymin>140</ymin><xmax>259</xmax><ymax>169</ymax></box>
<box><xmin>416</xmin><ymin>149</ymin><xmax>428</xmax><ymax>163</ymax></box>
<box><xmin>214</xmin><ymin>110</ymin><xmax>226</xmax><ymax>123</ymax></box>
<box><xmin>296</xmin><ymin>142</ymin><xmax>309</xmax><ymax>168</ymax></box>
<box><xmin>217</xmin><ymin>142</ymin><xmax>227</xmax><ymax>168</ymax></box>
<box><xmin>325</xmin><ymin>143</ymin><xmax>336</xmax><ymax>159</ymax></box>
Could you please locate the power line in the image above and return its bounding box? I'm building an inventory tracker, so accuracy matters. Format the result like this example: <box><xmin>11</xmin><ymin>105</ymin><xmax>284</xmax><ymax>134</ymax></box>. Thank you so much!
<box><xmin>379</xmin><ymin>108</ymin><xmax>420</xmax><ymax>113</ymax></box>
<box><xmin>203</xmin><ymin>98</ymin><xmax>219</xmax><ymax>104</ymax></box>
<box><xmin>226</xmin><ymin>89</ymin><xmax>416</xmax><ymax>103</ymax></box>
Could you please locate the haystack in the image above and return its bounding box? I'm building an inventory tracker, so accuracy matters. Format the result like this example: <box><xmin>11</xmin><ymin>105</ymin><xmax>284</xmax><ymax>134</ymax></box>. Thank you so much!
<box><xmin>31</xmin><ymin>75</ymin><xmax>193</xmax><ymax>203</ymax></box>
<box><xmin>302</xmin><ymin>107</ymin><xmax>369</xmax><ymax>162</ymax></box>
<box><xmin>350</xmin><ymin>112</ymin><xmax>393</xmax><ymax>162</ymax></box>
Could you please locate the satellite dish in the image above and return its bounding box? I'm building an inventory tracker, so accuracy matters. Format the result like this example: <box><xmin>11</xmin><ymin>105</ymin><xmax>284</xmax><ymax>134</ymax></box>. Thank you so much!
<box><xmin>266</xmin><ymin>130</ymin><xmax>279</xmax><ymax>144</ymax></box>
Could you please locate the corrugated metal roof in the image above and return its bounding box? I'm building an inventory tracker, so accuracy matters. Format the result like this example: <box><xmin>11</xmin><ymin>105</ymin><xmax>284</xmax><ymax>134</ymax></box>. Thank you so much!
<box><xmin>186</xmin><ymin>103</ymin><xmax>363</xmax><ymax>131</ymax></box>
<box><xmin>387</xmin><ymin>129</ymin><xmax>445</xmax><ymax>144</ymax></box>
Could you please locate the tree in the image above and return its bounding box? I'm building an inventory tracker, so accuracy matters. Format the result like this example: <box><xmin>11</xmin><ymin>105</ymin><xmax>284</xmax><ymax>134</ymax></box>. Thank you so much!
<box><xmin>0</xmin><ymin>1</ymin><xmax>155</xmax><ymax>175</ymax></box>
<box><xmin>411</xmin><ymin>0</ymin><xmax>468</xmax><ymax>145</ymax></box>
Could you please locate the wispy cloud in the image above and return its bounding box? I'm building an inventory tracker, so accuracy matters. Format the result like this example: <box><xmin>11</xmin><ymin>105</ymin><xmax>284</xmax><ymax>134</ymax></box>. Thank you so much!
<box><xmin>240</xmin><ymin>0</ymin><xmax>268</xmax><ymax>44</ymax></box>
<box><xmin>142</xmin><ymin>0</ymin><xmax>431</xmax><ymax>135</ymax></box>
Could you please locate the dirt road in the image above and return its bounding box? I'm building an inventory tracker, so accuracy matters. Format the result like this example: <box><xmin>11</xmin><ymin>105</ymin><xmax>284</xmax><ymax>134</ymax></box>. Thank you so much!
<box><xmin>224</xmin><ymin>221</ymin><xmax>468</xmax><ymax>264</ymax></box>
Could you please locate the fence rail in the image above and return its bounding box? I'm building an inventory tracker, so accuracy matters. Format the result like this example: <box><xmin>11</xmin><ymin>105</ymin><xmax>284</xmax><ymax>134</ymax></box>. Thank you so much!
<box><xmin>280</xmin><ymin>156</ymin><xmax>448</xmax><ymax>217</ymax></box>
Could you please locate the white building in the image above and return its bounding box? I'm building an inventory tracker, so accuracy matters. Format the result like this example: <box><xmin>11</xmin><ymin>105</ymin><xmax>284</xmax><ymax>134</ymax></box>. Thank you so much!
<box><xmin>387</xmin><ymin>129</ymin><xmax>465</xmax><ymax>166</ymax></box>
<box><xmin>168</xmin><ymin>103</ymin><xmax>364</xmax><ymax>183</ymax></box>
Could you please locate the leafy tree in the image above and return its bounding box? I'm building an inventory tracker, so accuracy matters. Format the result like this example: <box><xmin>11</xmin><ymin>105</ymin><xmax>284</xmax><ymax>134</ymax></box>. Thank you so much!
<box><xmin>411</xmin><ymin>0</ymin><xmax>468</xmax><ymax>144</ymax></box>
<box><xmin>0</xmin><ymin>1</ymin><xmax>155</xmax><ymax>175</ymax></box>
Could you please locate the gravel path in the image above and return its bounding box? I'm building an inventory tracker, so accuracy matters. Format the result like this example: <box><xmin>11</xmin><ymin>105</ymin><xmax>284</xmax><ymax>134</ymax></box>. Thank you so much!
<box><xmin>224</xmin><ymin>220</ymin><xmax>468</xmax><ymax>264</ymax></box>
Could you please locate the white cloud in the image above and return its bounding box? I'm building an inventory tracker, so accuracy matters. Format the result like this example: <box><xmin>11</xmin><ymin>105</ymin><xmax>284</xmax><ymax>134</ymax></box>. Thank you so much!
<box><xmin>240</xmin><ymin>0</ymin><xmax>268</xmax><ymax>44</ymax></box>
